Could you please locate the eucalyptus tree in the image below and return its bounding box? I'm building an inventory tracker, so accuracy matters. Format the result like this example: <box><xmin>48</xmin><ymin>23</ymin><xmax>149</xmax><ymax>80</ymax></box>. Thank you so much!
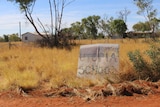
<box><xmin>8</xmin><ymin>0</ymin><xmax>75</xmax><ymax>47</ymax></box>
<box><xmin>70</xmin><ymin>21</ymin><xmax>84</xmax><ymax>39</ymax></box>
<box><xmin>81</xmin><ymin>15</ymin><xmax>101</xmax><ymax>39</ymax></box>
<box><xmin>118</xmin><ymin>8</ymin><xmax>131</xmax><ymax>24</ymax></box>
<box><xmin>133</xmin><ymin>21</ymin><xmax>151</xmax><ymax>31</ymax></box>
<box><xmin>110</xmin><ymin>19</ymin><xmax>127</xmax><ymax>38</ymax></box>
<box><xmin>99</xmin><ymin>16</ymin><xmax>114</xmax><ymax>38</ymax></box>
<box><xmin>133</xmin><ymin>0</ymin><xmax>158</xmax><ymax>39</ymax></box>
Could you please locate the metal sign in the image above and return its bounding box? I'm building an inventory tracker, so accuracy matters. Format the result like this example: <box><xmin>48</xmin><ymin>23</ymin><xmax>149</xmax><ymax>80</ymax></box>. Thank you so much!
<box><xmin>77</xmin><ymin>44</ymin><xmax>119</xmax><ymax>78</ymax></box>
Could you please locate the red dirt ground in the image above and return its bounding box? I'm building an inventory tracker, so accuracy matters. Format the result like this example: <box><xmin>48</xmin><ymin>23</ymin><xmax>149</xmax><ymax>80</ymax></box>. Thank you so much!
<box><xmin>1</xmin><ymin>80</ymin><xmax>160</xmax><ymax>107</ymax></box>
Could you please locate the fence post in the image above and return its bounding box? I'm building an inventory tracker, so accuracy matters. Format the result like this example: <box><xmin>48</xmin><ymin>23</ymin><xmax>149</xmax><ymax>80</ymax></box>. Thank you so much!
<box><xmin>9</xmin><ymin>41</ymin><xmax>11</xmax><ymax>49</ymax></box>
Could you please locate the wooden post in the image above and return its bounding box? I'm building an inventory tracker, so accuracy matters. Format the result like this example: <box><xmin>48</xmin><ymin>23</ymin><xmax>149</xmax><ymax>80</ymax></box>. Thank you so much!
<box><xmin>9</xmin><ymin>41</ymin><xmax>11</xmax><ymax>50</ymax></box>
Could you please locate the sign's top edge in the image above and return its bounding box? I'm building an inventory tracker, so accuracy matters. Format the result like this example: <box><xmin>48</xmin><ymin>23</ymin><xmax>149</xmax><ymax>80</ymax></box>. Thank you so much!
<box><xmin>80</xmin><ymin>44</ymin><xmax>119</xmax><ymax>48</ymax></box>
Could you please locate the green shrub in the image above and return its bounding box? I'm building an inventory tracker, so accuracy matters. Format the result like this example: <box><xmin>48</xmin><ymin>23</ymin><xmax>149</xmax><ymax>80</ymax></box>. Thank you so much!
<box><xmin>128</xmin><ymin>50</ymin><xmax>150</xmax><ymax>72</ymax></box>
<box><xmin>145</xmin><ymin>44</ymin><xmax>160</xmax><ymax>73</ymax></box>
<box><xmin>128</xmin><ymin>42</ymin><xmax>160</xmax><ymax>81</ymax></box>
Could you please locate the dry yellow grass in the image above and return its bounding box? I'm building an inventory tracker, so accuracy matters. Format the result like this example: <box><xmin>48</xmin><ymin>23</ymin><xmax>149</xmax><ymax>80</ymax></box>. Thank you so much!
<box><xmin>0</xmin><ymin>39</ymin><xmax>152</xmax><ymax>90</ymax></box>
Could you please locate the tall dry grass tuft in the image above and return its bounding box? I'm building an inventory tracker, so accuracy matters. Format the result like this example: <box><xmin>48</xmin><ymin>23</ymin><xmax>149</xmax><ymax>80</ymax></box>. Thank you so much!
<box><xmin>0</xmin><ymin>39</ymin><xmax>151</xmax><ymax>91</ymax></box>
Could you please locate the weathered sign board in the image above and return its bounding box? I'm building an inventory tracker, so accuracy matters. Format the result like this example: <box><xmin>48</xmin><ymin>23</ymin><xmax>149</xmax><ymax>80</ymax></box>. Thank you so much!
<box><xmin>77</xmin><ymin>44</ymin><xmax>119</xmax><ymax>78</ymax></box>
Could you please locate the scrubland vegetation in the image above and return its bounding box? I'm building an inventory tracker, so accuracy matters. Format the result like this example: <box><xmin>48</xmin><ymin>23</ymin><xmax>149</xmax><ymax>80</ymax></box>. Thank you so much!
<box><xmin>0</xmin><ymin>39</ymin><xmax>159</xmax><ymax>91</ymax></box>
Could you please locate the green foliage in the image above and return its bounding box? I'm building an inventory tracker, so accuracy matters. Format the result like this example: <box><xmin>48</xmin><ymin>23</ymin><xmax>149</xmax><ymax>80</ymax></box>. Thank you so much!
<box><xmin>110</xmin><ymin>19</ymin><xmax>127</xmax><ymax>37</ymax></box>
<box><xmin>71</xmin><ymin>21</ymin><xmax>83</xmax><ymax>36</ymax></box>
<box><xmin>82</xmin><ymin>15</ymin><xmax>101</xmax><ymax>39</ymax></box>
<box><xmin>8</xmin><ymin>0</ymin><xmax>36</xmax><ymax>11</ymax></box>
<box><xmin>2</xmin><ymin>34</ymin><xmax>21</xmax><ymax>42</ymax></box>
<box><xmin>99</xmin><ymin>16</ymin><xmax>114</xmax><ymax>37</ymax></box>
<box><xmin>133</xmin><ymin>21</ymin><xmax>151</xmax><ymax>31</ymax></box>
<box><xmin>9</xmin><ymin>33</ymin><xmax>21</xmax><ymax>42</ymax></box>
<box><xmin>0</xmin><ymin>37</ymin><xmax>4</xmax><ymax>42</ymax></box>
<box><xmin>128</xmin><ymin>42</ymin><xmax>160</xmax><ymax>81</ymax></box>
<box><xmin>128</xmin><ymin>50</ymin><xmax>149</xmax><ymax>72</ymax></box>
<box><xmin>134</xmin><ymin>0</ymin><xmax>157</xmax><ymax>34</ymax></box>
<box><xmin>145</xmin><ymin>44</ymin><xmax>160</xmax><ymax>72</ymax></box>
<box><xmin>3</xmin><ymin>35</ymin><xmax>9</xmax><ymax>42</ymax></box>
<box><xmin>69</xmin><ymin>15</ymin><xmax>101</xmax><ymax>39</ymax></box>
<box><xmin>134</xmin><ymin>0</ymin><xmax>157</xmax><ymax>19</ymax></box>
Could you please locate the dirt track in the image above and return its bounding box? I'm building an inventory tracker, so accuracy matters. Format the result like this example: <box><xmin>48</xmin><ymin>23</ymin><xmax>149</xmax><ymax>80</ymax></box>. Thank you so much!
<box><xmin>1</xmin><ymin>80</ymin><xmax>160</xmax><ymax>107</ymax></box>
<box><xmin>1</xmin><ymin>94</ymin><xmax>160</xmax><ymax>107</ymax></box>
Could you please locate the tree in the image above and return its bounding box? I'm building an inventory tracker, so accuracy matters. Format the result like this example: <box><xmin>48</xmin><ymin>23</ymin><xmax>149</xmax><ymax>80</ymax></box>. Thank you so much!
<box><xmin>118</xmin><ymin>8</ymin><xmax>131</xmax><ymax>24</ymax></box>
<box><xmin>70</xmin><ymin>21</ymin><xmax>84</xmax><ymax>39</ymax></box>
<box><xmin>9</xmin><ymin>33</ymin><xmax>21</xmax><ymax>42</ymax></box>
<box><xmin>81</xmin><ymin>15</ymin><xmax>101</xmax><ymax>39</ymax></box>
<box><xmin>150</xmin><ymin>17</ymin><xmax>160</xmax><ymax>32</ymax></box>
<box><xmin>52</xmin><ymin>0</ymin><xmax>75</xmax><ymax>46</ymax></box>
<box><xmin>99</xmin><ymin>16</ymin><xmax>114</xmax><ymax>38</ymax></box>
<box><xmin>110</xmin><ymin>19</ymin><xmax>127</xmax><ymax>38</ymax></box>
<box><xmin>134</xmin><ymin>0</ymin><xmax>157</xmax><ymax>39</ymax></box>
<box><xmin>8</xmin><ymin>0</ymin><xmax>75</xmax><ymax>47</ymax></box>
<box><xmin>3</xmin><ymin>35</ymin><xmax>9</xmax><ymax>42</ymax></box>
<box><xmin>0</xmin><ymin>37</ymin><xmax>4</xmax><ymax>42</ymax></box>
<box><xmin>133</xmin><ymin>21</ymin><xmax>151</xmax><ymax>31</ymax></box>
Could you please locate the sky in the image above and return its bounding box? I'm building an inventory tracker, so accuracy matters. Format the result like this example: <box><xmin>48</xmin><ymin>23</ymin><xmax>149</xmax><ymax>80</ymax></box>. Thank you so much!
<box><xmin>0</xmin><ymin>0</ymin><xmax>160</xmax><ymax>36</ymax></box>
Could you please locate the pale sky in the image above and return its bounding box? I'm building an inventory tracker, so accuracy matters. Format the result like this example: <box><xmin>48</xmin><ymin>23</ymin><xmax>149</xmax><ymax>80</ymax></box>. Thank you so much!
<box><xmin>0</xmin><ymin>0</ymin><xmax>160</xmax><ymax>36</ymax></box>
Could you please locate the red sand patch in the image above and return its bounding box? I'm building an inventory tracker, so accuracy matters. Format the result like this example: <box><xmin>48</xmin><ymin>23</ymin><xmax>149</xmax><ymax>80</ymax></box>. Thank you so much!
<box><xmin>1</xmin><ymin>80</ymin><xmax>160</xmax><ymax>107</ymax></box>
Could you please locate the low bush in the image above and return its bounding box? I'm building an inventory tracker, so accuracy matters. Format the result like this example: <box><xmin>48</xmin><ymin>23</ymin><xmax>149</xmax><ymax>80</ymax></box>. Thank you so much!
<box><xmin>128</xmin><ymin>42</ymin><xmax>160</xmax><ymax>81</ymax></box>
